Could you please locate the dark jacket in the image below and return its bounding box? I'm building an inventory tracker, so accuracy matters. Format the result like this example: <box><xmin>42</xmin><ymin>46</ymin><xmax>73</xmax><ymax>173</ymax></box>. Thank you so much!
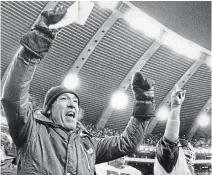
<box><xmin>2</xmin><ymin>50</ymin><xmax>147</xmax><ymax>175</ymax></box>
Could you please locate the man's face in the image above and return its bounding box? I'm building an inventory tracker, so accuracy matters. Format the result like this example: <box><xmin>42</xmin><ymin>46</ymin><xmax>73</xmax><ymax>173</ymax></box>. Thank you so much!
<box><xmin>50</xmin><ymin>93</ymin><xmax>79</xmax><ymax>131</ymax></box>
<box><xmin>117</xmin><ymin>157</ymin><xmax>125</xmax><ymax>165</ymax></box>
<box><xmin>113</xmin><ymin>157</ymin><xmax>125</xmax><ymax>167</ymax></box>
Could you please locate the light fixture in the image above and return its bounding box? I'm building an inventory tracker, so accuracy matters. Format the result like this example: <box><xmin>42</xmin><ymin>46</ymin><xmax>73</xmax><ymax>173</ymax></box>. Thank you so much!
<box><xmin>161</xmin><ymin>33</ymin><xmax>201</xmax><ymax>59</ymax></box>
<box><xmin>62</xmin><ymin>74</ymin><xmax>79</xmax><ymax>90</ymax></box>
<box><xmin>206</xmin><ymin>56</ymin><xmax>211</xmax><ymax>69</ymax></box>
<box><xmin>110</xmin><ymin>90</ymin><xmax>128</xmax><ymax>110</ymax></box>
<box><xmin>138</xmin><ymin>146</ymin><xmax>144</xmax><ymax>151</ymax></box>
<box><xmin>156</xmin><ymin>105</ymin><xmax>170</xmax><ymax>121</ymax></box>
<box><xmin>124</xmin><ymin>9</ymin><xmax>162</xmax><ymax>39</ymax></box>
<box><xmin>198</xmin><ymin>114</ymin><xmax>210</xmax><ymax>127</ymax></box>
<box><xmin>98</xmin><ymin>1</ymin><xmax>118</xmax><ymax>10</ymax></box>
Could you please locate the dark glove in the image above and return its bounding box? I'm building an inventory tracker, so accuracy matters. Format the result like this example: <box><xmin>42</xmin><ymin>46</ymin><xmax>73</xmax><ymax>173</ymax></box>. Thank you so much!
<box><xmin>20</xmin><ymin>6</ymin><xmax>67</xmax><ymax>60</ymax></box>
<box><xmin>131</xmin><ymin>71</ymin><xmax>155</xmax><ymax>119</ymax></box>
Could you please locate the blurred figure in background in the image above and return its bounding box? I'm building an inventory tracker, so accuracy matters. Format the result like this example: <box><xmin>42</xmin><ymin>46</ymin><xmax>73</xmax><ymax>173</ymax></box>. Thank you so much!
<box><xmin>154</xmin><ymin>86</ymin><xmax>195</xmax><ymax>175</ymax></box>
<box><xmin>95</xmin><ymin>157</ymin><xmax>142</xmax><ymax>175</ymax></box>
<box><xmin>1</xmin><ymin>132</ymin><xmax>17</xmax><ymax>175</ymax></box>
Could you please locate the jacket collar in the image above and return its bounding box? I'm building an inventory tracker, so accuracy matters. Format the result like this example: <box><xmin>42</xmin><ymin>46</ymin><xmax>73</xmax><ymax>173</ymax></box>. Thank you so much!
<box><xmin>34</xmin><ymin>110</ymin><xmax>91</xmax><ymax>137</ymax></box>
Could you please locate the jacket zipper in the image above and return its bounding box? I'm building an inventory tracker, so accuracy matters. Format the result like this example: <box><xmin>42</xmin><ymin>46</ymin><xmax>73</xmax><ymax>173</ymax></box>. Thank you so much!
<box><xmin>65</xmin><ymin>143</ymin><xmax>71</xmax><ymax>174</ymax></box>
<box><xmin>80</xmin><ymin>144</ymin><xmax>91</xmax><ymax>171</ymax></box>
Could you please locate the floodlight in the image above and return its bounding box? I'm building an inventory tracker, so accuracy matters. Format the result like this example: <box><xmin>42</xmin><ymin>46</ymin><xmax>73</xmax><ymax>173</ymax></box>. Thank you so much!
<box><xmin>139</xmin><ymin>146</ymin><xmax>144</xmax><ymax>151</ymax></box>
<box><xmin>110</xmin><ymin>91</ymin><xmax>128</xmax><ymax>110</ymax></box>
<box><xmin>62</xmin><ymin>74</ymin><xmax>79</xmax><ymax>90</ymax></box>
<box><xmin>161</xmin><ymin>33</ymin><xmax>201</xmax><ymax>59</ymax></box>
<box><xmin>98</xmin><ymin>1</ymin><xmax>118</xmax><ymax>10</ymax></box>
<box><xmin>124</xmin><ymin>9</ymin><xmax>162</xmax><ymax>39</ymax></box>
<box><xmin>198</xmin><ymin>114</ymin><xmax>210</xmax><ymax>127</ymax></box>
<box><xmin>206</xmin><ymin>56</ymin><xmax>212</xmax><ymax>69</ymax></box>
<box><xmin>156</xmin><ymin>105</ymin><xmax>170</xmax><ymax>121</ymax></box>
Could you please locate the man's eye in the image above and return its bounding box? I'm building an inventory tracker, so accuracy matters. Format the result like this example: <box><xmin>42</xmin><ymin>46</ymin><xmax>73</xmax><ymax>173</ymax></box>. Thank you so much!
<box><xmin>73</xmin><ymin>100</ymin><xmax>78</xmax><ymax>103</ymax></box>
<box><xmin>60</xmin><ymin>97</ymin><xmax>67</xmax><ymax>100</ymax></box>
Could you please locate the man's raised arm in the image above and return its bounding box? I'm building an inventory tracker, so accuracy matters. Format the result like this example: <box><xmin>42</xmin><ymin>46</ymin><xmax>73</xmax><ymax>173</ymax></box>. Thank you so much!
<box><xmin>164</xmin><ymin>86</ymin><xmax>186</xmax><ymax>143</ymax></box>
<box><xmin>94</xmin><ymin>72</ymin><xmax>156</xmax><ymax>163</ymax></box>
<box><xmin>154</xmin><ymin>86</ymin><xmax>186</xmax><ymax>174</ymax></box>
<box><xmin>1</xmin><ymin>6</ymin><xmax>67</xmax><ymax>145</ymax></box>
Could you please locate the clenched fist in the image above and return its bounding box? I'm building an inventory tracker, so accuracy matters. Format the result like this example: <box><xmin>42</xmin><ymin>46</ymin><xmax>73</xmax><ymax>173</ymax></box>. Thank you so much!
<box><xmin>131</xmin><ymin>72</ymin><xmax>155</xmax><ymax>119</ymax></box>
<box><xmin>171</xmin><ymin>85</ymin><xmax>186</xmax><ymax>107</ymax></box>
<box><xmin>131</xmin><ymin>71</ymin><xmax>154</xmax><ymax>101</ymax></box>
<box><xmin>20</xmin><ymin>6</ymin><xmax>67</xmax><ymax>59</ymax></box>
<box><xmin>35</xmin><ymin>6</ymin><xmax>67</xmax><ymax>35</ymax></box>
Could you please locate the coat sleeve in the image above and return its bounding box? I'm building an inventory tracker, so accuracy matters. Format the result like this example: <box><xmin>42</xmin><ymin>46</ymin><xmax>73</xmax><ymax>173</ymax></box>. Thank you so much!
<box><xmin>1</xmin><ymin>49</ymin><xmax>39</xmax><ymax>147</ymax></box>
<box><xmin>155</xmin><ymin>136</ymin><xmax>179</xmax><ymax>173</ymax></box>
<box><xmin>92</xmin><ymin>117</ymin><xmax>147</xmax><ymax>164</ymax></box>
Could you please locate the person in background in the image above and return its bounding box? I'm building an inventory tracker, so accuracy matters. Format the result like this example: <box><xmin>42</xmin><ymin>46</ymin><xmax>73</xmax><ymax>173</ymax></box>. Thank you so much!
<box><xmin>1</xmin><ymin>5</ymin><xmax>155</xmax><ymax>175</ymax></box>
<box><xmin>154</xmin><ymin>86</ymin><xmax>195</xmax><ymax>175</ymax></box>
<box><xmin>1</xmin><ymin>132</ymin><xmax>17</xmax><ymax>175</ymax></box>
<box><xmin>95</xmin><ymin>157</ymin><xmax>142</xmax><ymax>175</ymax></box>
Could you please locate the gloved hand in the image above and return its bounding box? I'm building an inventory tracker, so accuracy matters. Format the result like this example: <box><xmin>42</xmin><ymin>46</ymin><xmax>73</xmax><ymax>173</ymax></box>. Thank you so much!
<box><xmin>131</xmin><ymin>71</ymin><xmax>155</xmax><ymax>119</ymax></box>
<box><xmin>171</xmin><ymin>85</ymin><xmax>186</xmax><ymax>108</ymax></box>
<box><xmin>20</xmin><ymin>6</ymin><xmax>67</xmax><ymax>60</ymax></box>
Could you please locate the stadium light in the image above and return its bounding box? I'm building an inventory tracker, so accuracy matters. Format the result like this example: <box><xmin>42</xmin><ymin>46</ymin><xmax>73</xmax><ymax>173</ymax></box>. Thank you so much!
<box><xmin>137</xmin><ymin>146</ymin><xmax>144</xmax><ymax>152</ymax></box>
<box><xmin>124</xmin><ymin>9</ymin><xmax>162</xmax><ymax>39</ymax></box>
<box><xmin>161</xmin><ymin>33</ymin><xmax>201</xmax><ymax>59</ymax></box>
<box><xmin>198</xmin><ymin>114</ymin><xmax>210</xmax><ymax>127</ymax></box>
<box><xmin>206</xmin><ymin>56</ymin><xmax>211</xmax><ymax>69</ymax></box>
<box><xmin>62</xmin><ymin>74</ymin><xmax>80</xmax><ymax>90</ymax></box>
<box><xmin>156</xmin><ymin>105</ymin><xmax>170</xmax><ymax>121</ymax></box>
<box><xmin>98</xmin><ymin>1</ymin><xmax>118</xmax><ymax>10</ymax></box>
<box><xmin>110</xmin><ymin>91</ymin><xmax>128</xmax><ymax>110</ymax></box>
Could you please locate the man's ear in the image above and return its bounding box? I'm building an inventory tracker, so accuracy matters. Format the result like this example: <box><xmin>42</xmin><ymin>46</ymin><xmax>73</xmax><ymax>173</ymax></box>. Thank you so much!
<box><xmin>78</xmin><ymin>107</ymin><xmax>84</xmax><ymax>121</ymax></box>
<box><xmin>47</xmin><ymin>109</ymin><xmax>51</xmax><ymax>115</ymax></box>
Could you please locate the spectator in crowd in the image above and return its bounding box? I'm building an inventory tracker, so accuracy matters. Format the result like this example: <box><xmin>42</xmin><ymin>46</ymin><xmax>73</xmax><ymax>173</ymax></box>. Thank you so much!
<box><xmin>85</xmin><ymin>124</ymin><xmax>121</xmax><ymax>138</ymax></box>
<box><xmin>1</xmin><ymin>132</ymin><xmax>17</xmax><ymax>175</ymax></box>
<box><xmin>1</xmin><ymin>5</ymin><xmax>155</xmax><ymax>175</ymax></box>
<box><xmin>95</xmin><ymin>157</ymin><xmax>142</xmax><ymax>175</ymax></box>
<box><xmin>154</xmin><ymin>86</ymin><xmax>195</xmax><ymax>175</ymax></box>
<box><xmin>195</xmin><ymin>166</ymin><xmax>211</xmax><ymax>175</ymax></box>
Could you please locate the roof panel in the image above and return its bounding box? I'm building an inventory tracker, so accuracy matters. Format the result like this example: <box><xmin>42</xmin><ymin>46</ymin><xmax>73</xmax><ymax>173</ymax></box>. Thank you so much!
<box><xmin>106</xmin><ymin>45</ymin><xmax>195</xmax><ymax>131</ymax></box>
<box><xmin>78</xmin><ymin>18</ymin><xmax>154</xmax><ymax>125</ymax></box>
<box><xmin>29</xmin><ymin>2</ymin><xmax>112</xmax><ymax>104</ymax></box>
<box><xmin>153</xmin><ymin>64</ymin><xmax>211</xmax><ymax>134</ymax></box>
<box><xmin>1</xmin><ymin>1</ymin><xmax>48</xmax><ymax>77</ymax></box>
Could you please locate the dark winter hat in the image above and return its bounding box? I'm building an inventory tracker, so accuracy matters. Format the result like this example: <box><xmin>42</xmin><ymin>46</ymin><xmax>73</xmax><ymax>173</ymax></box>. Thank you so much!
<box><xmin>43</xmin><ymin>85</ymin><xmax>80</xmax><ymax>114</ymax></box>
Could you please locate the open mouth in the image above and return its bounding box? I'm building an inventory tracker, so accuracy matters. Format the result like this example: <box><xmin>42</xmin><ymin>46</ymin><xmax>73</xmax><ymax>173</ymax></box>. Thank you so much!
<box><xmin>66</xmin><ymin>111</ymin><xmax>75</xmax><ymax>118</ymax></box>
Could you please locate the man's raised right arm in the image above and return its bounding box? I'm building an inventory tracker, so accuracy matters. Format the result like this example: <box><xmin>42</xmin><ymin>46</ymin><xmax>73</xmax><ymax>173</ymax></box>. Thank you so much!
<box><xmin>1</xmin><ymin>7</ymin><xmax>67</xmax><ymax>146</ymax></box>
<box><xmin>154</xmin><ymin>86</ymin><xmax>186</xmax><ymax>174</ymax></box>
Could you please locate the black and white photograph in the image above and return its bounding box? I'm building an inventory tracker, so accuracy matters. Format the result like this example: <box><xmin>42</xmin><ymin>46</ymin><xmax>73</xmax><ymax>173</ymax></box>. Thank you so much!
<box><xmin>0</xmin><ymin>1</ymin><xmax>211</xmax><ymax>175</ymax></box>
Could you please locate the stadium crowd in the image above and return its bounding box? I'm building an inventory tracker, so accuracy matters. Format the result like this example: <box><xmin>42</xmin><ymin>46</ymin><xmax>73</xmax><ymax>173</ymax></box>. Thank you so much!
<box><xmin>1</xmin><ymin>123</ymin><xmax>211</xmax><ymax>154</ymax></box>
<box><xmin>195</xmin><ymin>166</ymin><xmax>211</xmax><ymax>175</ymax></box>
<box><xmin>1</xmin><ymin>123</ymin><xmax>211</xmax><ymax>175</ymax></box>
<box><xmin>84</xmin><ymin>124</ymin><xmax>211</xmax><ymax>148</ymax></box>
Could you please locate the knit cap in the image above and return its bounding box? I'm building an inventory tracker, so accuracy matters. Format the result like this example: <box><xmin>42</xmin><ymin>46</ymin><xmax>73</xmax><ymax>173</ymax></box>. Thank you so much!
<box><xmin>43</xmin><ymin>86</ymin><xmax>80</xmax><ymax>114</ymax></box>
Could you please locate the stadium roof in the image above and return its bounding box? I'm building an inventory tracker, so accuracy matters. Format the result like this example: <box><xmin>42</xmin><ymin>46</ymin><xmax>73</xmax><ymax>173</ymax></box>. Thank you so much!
<box><xmin>1</xmin><ymin>1</ymin><xmax>211</xmax><ymax>138</ymax></box>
